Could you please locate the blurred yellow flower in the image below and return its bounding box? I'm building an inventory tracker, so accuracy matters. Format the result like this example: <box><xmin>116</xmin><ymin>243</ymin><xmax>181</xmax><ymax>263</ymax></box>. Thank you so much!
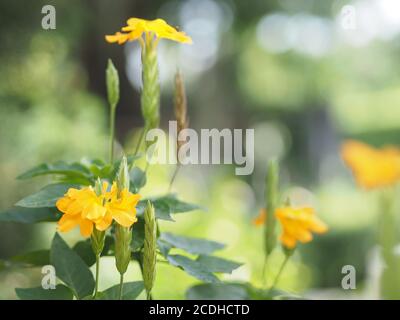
<box><xmin>56</xmin><ymin>182</ymin><xmax>140</xmax><ymax>237</ymax></box>
<box><xmin>341</xmin><ymin>140</ymin><xmax>400</xmax><ymax>189</ymax></box>
<box><xmin>275</xmin><ymin>207</ymin><xmax>327</xmax><ymax>249</ymax></box>
<box><xmin>253</xmin><ymin>208</ymin><xmax>267</xmax><ymax>226</ymax></box>
<box><xmin>105</xmin><ymin>18</ymin><xmax>192</xmax><ymax>45</ymax></box>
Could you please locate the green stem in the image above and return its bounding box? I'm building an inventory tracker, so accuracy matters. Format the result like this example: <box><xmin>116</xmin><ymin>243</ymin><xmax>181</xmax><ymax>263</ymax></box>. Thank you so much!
<box><xmin>93</xmin><ymin>254</ymin><xmax>100</xmax><ymax>299</ymax></box>
<box><xmin>109</xmin><ymin>105</ymin><xmax>116</xmax><ymax>163</ymax></box>
<box><xmin>118</xmin><ymin>273</ymin><xmax>124</xmax><ymax>300</ymax></box>
<box><xmin>270</xmin><ymin>255</ymin><xmax>290</xmax><ymax>289</ymax></box>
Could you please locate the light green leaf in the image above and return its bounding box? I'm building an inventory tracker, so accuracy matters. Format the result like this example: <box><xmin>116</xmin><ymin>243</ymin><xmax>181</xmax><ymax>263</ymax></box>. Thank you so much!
<box><xmin>50</xmin><ymin>233</ymin><xmax>95</xmax><ymax>299</ymax></box>
<box><xmin>17</xmin><ymin>161</ymin><xmax>91</xmax><ymax>180</ymax></box>
<box><xmin>16</xmin><ymin>183</ymin><xmax>77</xmax><ymax>208</ymax></box>
<box><xmin>160</xmin><ymin>233</ymin><xmax>225</xmax><ymax>255</ymax></box>
<box><xmin>166</xmin><ymin>254</ymin><xmax>219</xmax><ymax>283</ymax></box>
<box><xmin>16</xmin><ymin>285</ymin><xmax>73</xmax><ymax>300</ymax></box>
<box><xmin>99</xmin><ymin>281</ymin><xmax>144</xmax><ymax>300</ymax></box>
<box><xmin>0</xmin><ymin>207</ymin><xmax>60</xmax><ymax>223</ymax></box>
<box><xmin>196</xmin><ymin>255</ymin><xmax>242</xmax><ymax>274</ymax></box>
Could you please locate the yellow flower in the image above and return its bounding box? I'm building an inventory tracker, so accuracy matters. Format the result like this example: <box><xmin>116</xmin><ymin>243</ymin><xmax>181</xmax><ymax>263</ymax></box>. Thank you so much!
<box><xmin>341</xmin><ymin>140</ymin><xmax>400</xmax><ymax>189</ymax></box>
<box><xmin>105</xmin><ymin>18</ymin><xmax>192</xmax><ymax>45</ymax></box>
<box><xmin>275</xmin><ymin>207</ymin><xmax>327</xmax><ymax>249</ymax></box>
<box><xmin>252</xmin><ymin>208</ymin><xmax>267</xmax><ymax>226</ymax></box>
<box><xmin>98</xmin><ymin>183</ymin><xmax>141</xmax><ymax>231</ymax></box>
<box><xmin>56</xmin><ymin>182</ymin><xmax>140</xmax><ymax>237</ymax></box>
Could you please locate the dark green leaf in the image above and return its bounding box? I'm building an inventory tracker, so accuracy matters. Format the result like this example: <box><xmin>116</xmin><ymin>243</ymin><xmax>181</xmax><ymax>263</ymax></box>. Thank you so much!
<box><xmin>17</xmin><ymin>161</ymin><xmax>91</xmax><ymax>180</ymax></box>
<box><xmin>73</xmin><ymin>236</ymin><xmax>113</xmax><ymax>267</ymax></box>
<box><xmin>160</xmin><ymin>233</ymin><xmax>225</xmax><ymax>255</ymax></box>
<box><xmin>16</xmin><ymin>183</ymin><xmax>77</xmax><ymax>208</ymax></box>
<box><xmin>196</xmin><ymin>255</ymin><xmax>242</xmax><ymax>274</ymax></box>
<box><xmin>131</xmin><ymin>217</ymin><xmax>145</xmax><ymax>251</ymax></box>
<box><xmin>186</xmin><ymin>283</ymin><xmax>248</xmax><ymax>300</ymax></box>
<box><xmin>157</xmin><ymin>239</ymin><xmax>172</xmax><ymax>257</ymax></box>
<box><xmin>11</xmin><ymin>250</ymin><xmax>50</xmax><ymax>266</ymax></box>
<box><xmin>99</xmin><ymin>281</ymin><xmax>144</xmax><ymax>300</ymax></box>
<box><xmin>0</xmin><ymin>207</ymin><xmax>60</xmax><ymax>223</ymax></box>
<box><xmin>16</xmin><ymin>285</ymin><xmax>73</xmax><ymax>300</ymax></box>
<box><xmin>50</xmin><ymin>233</ymin><xmax>95</xmax><ymax>299</ymax></box>
<box><xmin>166</xmin><ymin>254</ymin><xmax>219</xmax><ymax>283</ymax></box>
<box><xmin>130</xmin><ymin>167</ymin><xmax>146</xmax><ymax>192</ymax></box>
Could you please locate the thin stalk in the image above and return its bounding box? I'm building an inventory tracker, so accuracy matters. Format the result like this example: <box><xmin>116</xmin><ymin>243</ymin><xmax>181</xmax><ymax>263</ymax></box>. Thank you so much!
<box><xmin>261</xmin><ymin>254</ymin><xmax>269</xmax><ymax>287</ymax></box>
<box><xmin>133</xmin><ymin>126</ymin><xmax>146</xmax><ymax>157</ymax></box>
<box><xmin>93</xmin><ymin>254</ymin><xmax>100</xmax><ymax>298</ymax></box>
<box><xmin>168</xmin><ymin>164</ymin><xmax>180</xmax><ymax>192</ymax></box>
<box><xmin>118</xmin><ymin>273</ymin><xmax>124</xmax><ymax>300</ymax></box>
<box><xmin>270</xmin><ymin>255</ymin><xmax>290</xmax><ymax>289</ymax></box>
<box><xmin>109</xmin><ymin>105</ymin><xmax>116</xmax><ymax>163</ymax></box>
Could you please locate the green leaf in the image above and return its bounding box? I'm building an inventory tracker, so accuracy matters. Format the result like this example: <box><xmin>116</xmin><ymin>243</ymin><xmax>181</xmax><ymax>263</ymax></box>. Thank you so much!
<box><xmin>137</xmin><ymin>195</ymin><xmax>203</xmax><ymax>221</ymax></box>
<box><xmin>130</xmin><ymin>167</ymin><xmax>147</xmax><ymax>192</ymax></box>
<box><xmin>186</xmin><ymin>282</ymin><xmax>301</xmax><ymax>300</ymax></box>
<box><xmin>157</xmin><ymin>239</ymin><xmax>172</xmax><ymax>257</ymax></box>
<box><xmin>16</xmin><ymin>285</ymin><xmax>73</xmax><ymax>300</ymax></box>
<box><xmin>17</xmin><ymin>161</ymin><xmax>91</xmax><ymax>181</ymax></box>
<box><xmin>186</xmin><ymin>283</ymin><xmax>249</xmax><ymax>300</ymax></box>
<box><xmin>131</xmin><ymin>217</ymin><xmax>145</xmax><ymax>251</ymax></box>
<box><xmin>73</xmin><ymin>236</ymin><xmax>113</xmax><ymax>267</ymax></box>
<box><xmin>11</xmin><ymin>250</ymin><xmax>50</xmax><ymax>266</ymax></box>
<box><xmin>0</xmin><ymin>207</ymin><xmax>60</xmax><ymax>223</ymax></box>
<box><xmin>16</xmin><ymin>183</ymin><xmax>77</xmax><ymax>208</ymax></box>
<box><xmin>196</xmin><ymin>255</ymin><xmax>242</xmax><ymax>274</ymax></box>
<box><xmin>50</xmin><ymin>233</ymin><xmax>95</xmax><ymax>299</ymax></box>
<box><xmin>166</xmin><ymin>254</ymin><xmax>219</xmax><ymax>283</ymax></box>
<box><xmin>99</xmin><ymin>281</ymin><xmax>144</xmax><ymax>300</ymax></box>
<box><xmin>160</xmin><ymin>233</ymin><xmax>225</xmax><ymax>255</ymax></box>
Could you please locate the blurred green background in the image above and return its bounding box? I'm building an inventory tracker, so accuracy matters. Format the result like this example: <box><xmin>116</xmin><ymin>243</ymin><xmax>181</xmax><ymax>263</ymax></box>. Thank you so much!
<box><xmin>1</xmin><ymin>0</ymin><xmax>400</xmax><ymax>299</ymax></box>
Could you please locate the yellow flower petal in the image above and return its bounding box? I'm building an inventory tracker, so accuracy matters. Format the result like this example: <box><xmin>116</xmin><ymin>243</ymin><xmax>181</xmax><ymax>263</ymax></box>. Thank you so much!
<box><xmin>79</xmin><ymin>219</ymin><xmax>93</xmax><ymax>237</ymax></box>
<box><xmin>106</xmin><ymin>17</ymin><xmax>192</xmax><ymax>45</ymax></box>
<box><xmin>341</xmin><ymin>140</ymin><xmax>400</xmax><ymax>189</ymax></box>
<box><xmin>58</xmin><ymin>213</ymin><xmax>80</xmax><ymax>233</ymax></box>
<box><xmin>112</xmin><ymin>211</ymin><xmax>138</xmax><ymax>228</ymax></box>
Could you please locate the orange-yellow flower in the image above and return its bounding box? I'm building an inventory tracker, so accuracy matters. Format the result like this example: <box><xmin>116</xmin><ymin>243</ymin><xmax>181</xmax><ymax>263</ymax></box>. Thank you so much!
<box><xmin>275</xmin><ymin>207</ymin><xmax>328</xmax><ymax>249</ymax></box>
<box><xmin>56</xmin><ymin>182</ymin><xmax>140</xmax><ymax>237</ymax></box>
<box><xmin>105</xmin><ymin>18</ymin><xmax>192</xmax><ymax>45</ymax></box>
<box><xmin>341</xmin><ymin>140</ymin><xmax>400</xmax><ymax>189</ymax></box>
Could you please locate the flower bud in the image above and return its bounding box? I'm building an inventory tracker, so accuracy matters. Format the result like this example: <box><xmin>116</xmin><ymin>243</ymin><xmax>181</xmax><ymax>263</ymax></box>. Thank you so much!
<box><xmin>141</xmin><ymin>40</ymin><xmax>160</xmax><ymax>133</ymax></box>
<box><xmin>116</xmin><ymin>156</ymin><xmax>130</xmax><ymax>194</ymax></box>
<box><xmin>106</xmin><ymin>59</ymin><xmax>120</xmax><ymax>108</ymax></box>
<box><xmin>143</xmin><ymin>201</ymin><xmax>156</xmax><ymax>299</ymax></box>
<box><xmin>265</xmin><ymin>159</ymin><xmax>279</xmax><ymax>256</ymax></box>
<box><xmin>115</xmin><ymin>224</ymin><xmax>132</xmax><ymax>275</ymax></box>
